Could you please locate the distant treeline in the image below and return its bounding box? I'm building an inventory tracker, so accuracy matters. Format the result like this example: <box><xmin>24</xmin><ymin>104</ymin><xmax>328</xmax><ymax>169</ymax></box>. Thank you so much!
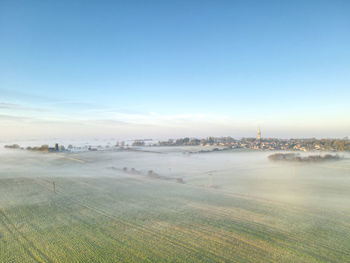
<box><xmin>268</xmin><ymin>153</ymin><xmax>341</xmax><ymax>162</ymax></box>
<box><xmin>4</xmin><ymin>144</ymin><xmax>65</xmax><ymax>152</ymax></box>
<box><xmin>4</xmin><ymin>144</ymin><xmax>21</xmax><ymax>149</ymax></box>
<box><xmin>109</xmin><ymin>166</ymin><xmax>184</xmax><ymax>184</ymax></box>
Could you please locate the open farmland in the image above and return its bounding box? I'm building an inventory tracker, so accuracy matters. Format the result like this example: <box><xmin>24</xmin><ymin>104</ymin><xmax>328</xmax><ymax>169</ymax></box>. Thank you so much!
<box><xmin>0</xmin><ymin>147</ymin><xmax>349</xmax><ymax>262</ymax></box>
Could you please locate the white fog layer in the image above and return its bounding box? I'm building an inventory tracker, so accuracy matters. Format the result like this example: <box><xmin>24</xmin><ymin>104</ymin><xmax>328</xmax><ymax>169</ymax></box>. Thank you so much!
<box><xmin>0</xmin><ymin>147</ymin><xmax>349</xmax><ymax>262</ymax></box>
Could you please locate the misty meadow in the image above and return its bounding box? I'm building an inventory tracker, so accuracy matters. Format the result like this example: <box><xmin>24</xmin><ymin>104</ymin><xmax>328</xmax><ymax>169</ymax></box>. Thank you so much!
<box><xmin>0</xmin><ymin>145</ymin><xmax>349</xmax><ymax>262</ymax></box>
<box><xmin>2</xmin><ymin>0</ymin><xmax>350</xmax><ymax>262</ymax></box>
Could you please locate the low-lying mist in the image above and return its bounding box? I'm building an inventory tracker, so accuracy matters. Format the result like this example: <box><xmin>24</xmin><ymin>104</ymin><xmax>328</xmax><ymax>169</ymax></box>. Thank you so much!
<box><xmin>1</xmin><ymin>145</ymin><xmax>350</xmax><ymax>262</ymax></box>
<box><xmin>1</xmin><ymin>146</ymin><xmax>349</xmax><ymax>211</ymax></box>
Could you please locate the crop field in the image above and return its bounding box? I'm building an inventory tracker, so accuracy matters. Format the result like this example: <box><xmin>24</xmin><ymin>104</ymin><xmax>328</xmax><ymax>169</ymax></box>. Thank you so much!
<box><xmin>0</xmin><ymin>148</ymin><xmax>349</xmax><ymax>262</ymax></box>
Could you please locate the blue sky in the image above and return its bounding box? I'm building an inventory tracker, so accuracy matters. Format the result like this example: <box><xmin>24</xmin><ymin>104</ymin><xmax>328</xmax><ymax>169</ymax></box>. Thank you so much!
<box><xmin>1</xmin><ymin>0</ymin><xmax>350</xmax><ymax>140</ymax></box>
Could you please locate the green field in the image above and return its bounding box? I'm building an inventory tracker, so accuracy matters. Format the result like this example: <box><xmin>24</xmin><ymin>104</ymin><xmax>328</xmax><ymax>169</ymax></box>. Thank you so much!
<box><xmin>0</xmin><ymin>148</ymin><xmax>349</xmax><ymax>262</ymax></box>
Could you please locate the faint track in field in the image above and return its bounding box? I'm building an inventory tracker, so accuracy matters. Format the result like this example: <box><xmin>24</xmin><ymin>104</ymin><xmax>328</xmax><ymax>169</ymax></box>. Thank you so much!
<box><xmin>35</xmin><ymin>178</ymin><xmax>242</xmax><ymax>263</ymax></box>
<box><xmin>185</xmin><ymin>202</ymin><xmax>350</xmax><ymax>261</ymax></box>
<box><xmin>73</xmin><ymin>176</ymin><xmax>350</xmax><ymax>262</ymax></box>
<box><xmin>54</xmin><ymin>153</ymin><xmax>86</xmax><ymax>163</ymax></box>
<box><xmin>31</xmin><ymin>179</ymin><xmax>162</xmax><ymax>262</ymax></box>
<box><xmin>0</xmin><ymin>208</ymin><xmax>53</xmax><ymax>263</ymax></box>
<box><xmin>33</xmin><ymin>177</ymin><xmax>350</xmax><ymax>262</ymax></box>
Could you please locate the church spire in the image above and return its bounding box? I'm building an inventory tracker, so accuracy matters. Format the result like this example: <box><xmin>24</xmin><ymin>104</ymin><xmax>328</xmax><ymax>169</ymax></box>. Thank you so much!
<box><xmin>257</xmin><ymin>127</ymin><xmax>261</xmax><ymax>140</ymax></box>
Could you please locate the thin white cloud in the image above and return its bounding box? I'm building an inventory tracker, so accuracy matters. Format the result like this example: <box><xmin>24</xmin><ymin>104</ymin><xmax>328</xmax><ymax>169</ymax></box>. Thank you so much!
<box><xmin>0</xmin><ymin>114</ymin><xmax>30</xmax><ymax>121</ymax></box>
<box><xmin>1</xmin><ymin>97</ymin><xmax>349</xmax><ymax>141</ymax></box>
<box><xmin>0</xmin><ymin>102</ymin><xmax>49</xmax><ymax>112</ymax></box>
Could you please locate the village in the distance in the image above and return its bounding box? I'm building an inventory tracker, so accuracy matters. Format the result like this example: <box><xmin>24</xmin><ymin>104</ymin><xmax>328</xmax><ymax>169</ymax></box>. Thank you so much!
<box><xmin>4</xmin><ymin>128</ymin><xmax>350</xmax><ymax>153</ymax></box>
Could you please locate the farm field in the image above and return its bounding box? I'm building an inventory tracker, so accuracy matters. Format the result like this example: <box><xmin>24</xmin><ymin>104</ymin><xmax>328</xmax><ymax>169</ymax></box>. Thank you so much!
<box><xmin>0</xmin><ymin>147</ymin><xmax>349</xmax><ymax>262</ymax></box>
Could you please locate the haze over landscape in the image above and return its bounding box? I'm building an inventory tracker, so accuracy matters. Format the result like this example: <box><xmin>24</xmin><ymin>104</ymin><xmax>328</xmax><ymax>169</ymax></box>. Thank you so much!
<box><xmin>1</xmin><ymin>1</ymin><xmax>350</xmax><ymax>263</ymax></box>
<box><xmin>1</xmin><ymin>0</ymin><xmax>350</xmax><ymax>140</ymax></box>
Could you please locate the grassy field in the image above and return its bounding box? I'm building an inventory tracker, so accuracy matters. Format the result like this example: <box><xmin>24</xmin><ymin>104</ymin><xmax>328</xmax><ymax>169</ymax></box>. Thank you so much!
<box><xmin>0</xmin><ymin>148</ymin><xmax>349</xmax><ymax>262</ymax></box>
